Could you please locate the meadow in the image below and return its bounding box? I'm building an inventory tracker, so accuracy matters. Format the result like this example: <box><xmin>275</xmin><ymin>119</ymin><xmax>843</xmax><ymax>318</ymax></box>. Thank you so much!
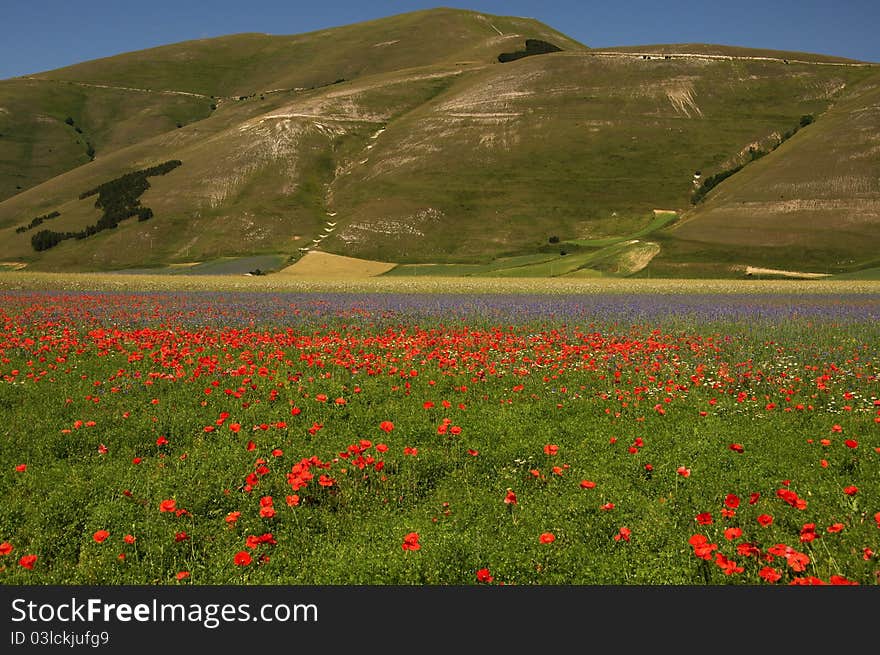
<box><xmin>0</xmin><ymin>280</ymin><xmax>878</xmax><ymax>585</ymax></box>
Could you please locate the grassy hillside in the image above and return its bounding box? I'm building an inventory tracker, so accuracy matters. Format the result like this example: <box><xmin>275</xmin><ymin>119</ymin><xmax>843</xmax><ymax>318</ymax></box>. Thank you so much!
<box><xmin>0</xmin><ymin>79</ymin><xmax>212</xmax><ymax>200</ymax></box>
<box><xmin>1</xmin><ymin>8</ymin><xmax>581</xmax><ymax>201</ymax></box>
<box><xmin>323</xmin><ymin>51</ymin><xmax>875</xmax><ymax>264</ymax></box>
<box><xmin>653</xmin><ymin>71</ymin><xmax>880</xmax><ymax>276</ymax></box>
<box><xmin>25</xmin><ymin>9</ymin><xmax>583</xmax><ymax>97</ymax></box>
<box><xmin>0</xmin><ymin>7</ymin><xmax>877</xmax><ymax>275</ymax></box>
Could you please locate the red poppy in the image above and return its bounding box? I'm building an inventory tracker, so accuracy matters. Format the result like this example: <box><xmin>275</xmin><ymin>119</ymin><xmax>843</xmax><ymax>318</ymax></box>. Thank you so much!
<box><xmin>790</xmin><ymin>576</ymin><xmax>825</xmax><ymax>585</ymax></box>
<box><xmin>614</xmin><ymin>527</ymin><xmax>631</xmax><ymax>542</ymax></box>
<box><xmin>176</xmin><ymin>571</ymin><xmax>190</xmax><ymax>581</ymax></box>
<box><xmin>401</xmin><ymin>532</ymin><xmax>421</xmax><ymax>551</ymax></box>
<box><xmin>234</xmin><ymin>551</ymin><xmax>252</xmax><ymax>566</ymax></box>
<box><xmin>785</xmin><ymin>551</ymin><xmax>810</xmax><ymax>572</ymax></box>
<box><xmin>159</xmin><ymin>499</ymin><xmax>177</xmax><ymax>513</ymax></box>
<box><xmin>376</xmin><ymin>443</ymin><xmax>388</xmax><ymax>453</ymax></box>
<box><xmin>724</xmin><ymin>527</ymin><xmax>743</xmax><ymax>541</ymax></box>
<box><xmin>539</xmin><ymin>532</ymin><xmax>556</xmax><ymax>544</ymax></box>
<box><xmin>688</xmin><ymin>534</ymin><xmax>717</xmax><ymax>560</ymax></box>
<box><xmin>0</xmin><ymin>541</ymin><xmax>13</xmax><ymax>556</ymax></box>
<box><xmin>93</xmin><ymin>530</ymin><xmax>110</xmax><ymax>543</ymax></box>
<box><xmin>843</xmin><ymin>485</ymin><xmax>858</xmax><ymax>496</ymax></box>
<box><xmin>715</xmin><ymin>552</ymin><xmax>744</xmax><ymax>575</ymax></box>
<box><xmin>799</xmin><ymin>524</ymin><xmax>817</xmax><ymax>543</ymax></box>
<box><xmin>749</xmin><ymin>492</ymin><xmax>761</xmax><ymax>505</ymax></box>
<box><xmin>688</xmin><ymin>534</ymin><xmax>708</xmax><ymax>547</ymax></box>
<box><xmin>757</xmin><ymin>514</ymin><xmax>774</xmax><ymax>527</ymax></box>
<box><xmin>467</xmin><ymin>449</ymin><xmax>479</xmax><ymax>456</ymax></box>
<box><xmin>728</xmin><ymin>443</ymin><xmax>744</xmax><ymax>453</ymax></box>
<box><xmin>225</xmin><ymin>511</ymin><xmax>241</xmax><ymax>524</ymax></box>
<box><xmin>826</xmin><ymin>523</ymin><xmax>844</xmax><ymax>534</ymax></box>
<box><xmin>736</xmin><ymin>542</ymin><xmax>760</xmax><ymax>558</ymax></box>
<box><xmin>286</xmin><ymin>495</ymin><xmax>300</xmax><ymax>507</ymax></box>
<box><xmin>695</xmin><ymin>512</ymin><xmax>713</xmax><ymax>525</ymax></box>
<box><xmin>677</xmin><ymin>466</ymin><xmax>691</xmax><ymax>478</ymax></box>
<box><xmin>379</xmin><ymin>421</ymin><xmax>394</xmax><ymax>433</ymax></box>
<box><xmin>504</xmin><ymin>489</ymin><xmax>517</xmax><ymax>505</ymax></box>
<box><xmin>724</xmin><ymin>494</ymin><xmax>740</xmax><ymax>509</ymax></box>
<box><xmin>174</xmin><ymin>531</ymin><xmax>189</xmax><ymax>542</ymax></box>
<box><xmin>759</xmin><ymin>566</ymin><xmax>782</xmax><ymax>583</ymax></box>
<box><xmin>19</xmin><ymin>554</ymin><xmax>37</xmax><ymax>570</ymax></box>
<box><xmin>124</xmin><ymin>534</ymin><xmax>136</xmax><ymax>544</ymax></box>
<box><xmin>580</xmin><ymin>480</ymin><xmax>596</xmax><ymax>489</ymax></box>
<box><xmin>844</xmin><ymin>439</ymin><xmax>858</xmax><ymax>448</ymax></box>
<box><xmin>15</xmin><ymin>464</ymin><xmax>27</xmax><ymax>472</ymax></box>
<box><xmin>476</xmin><ymin>568</ymin><xmax>493</xmax><ymax>583</ymax></box>
<box><xmin>600</xmin><ymin>503</ymin><xmax>615</xmax><ymax>511</ymax></box>
<box><xmin>828</xmin><ymin>575</ymin><xmax>858</xmax><ymax>586</ymax></box>
<box><xmin>543</xmin><ymin>444</ymin><xmax>559</xmax><ymax>456</ymax></box>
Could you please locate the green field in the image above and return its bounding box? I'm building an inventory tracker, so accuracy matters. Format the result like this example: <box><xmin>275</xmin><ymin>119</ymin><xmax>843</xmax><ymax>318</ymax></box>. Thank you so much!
<box><xmin>0</xmin><ymin>276</ymin><xmax>878</xmax><ymax>585</ymax></box>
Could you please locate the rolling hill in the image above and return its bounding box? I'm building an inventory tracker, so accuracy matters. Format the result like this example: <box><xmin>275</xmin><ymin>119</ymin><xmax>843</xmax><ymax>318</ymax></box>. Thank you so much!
<box><xmin>0</xmin><ymin>7</ymin><xmax>877</xmax><ymax>277</ymax></box>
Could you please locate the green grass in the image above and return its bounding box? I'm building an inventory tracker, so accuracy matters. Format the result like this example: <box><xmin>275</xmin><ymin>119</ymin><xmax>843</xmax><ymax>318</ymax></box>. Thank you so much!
<box><xmin>564</xmin><ymin>212</ymin><xmax>678</xmax><ymax>248</ymax></box>
<box><xmin>829</xmin><ymin>267</ymin><xmax>880</xmax><ymax>280</ymax></box>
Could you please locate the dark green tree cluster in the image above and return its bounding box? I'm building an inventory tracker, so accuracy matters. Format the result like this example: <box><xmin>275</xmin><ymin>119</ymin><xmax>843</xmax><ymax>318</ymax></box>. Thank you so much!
<box><xmin>31</xmin><ymin>160</ymin><xmax>181</xmax><ymax>251</ymax></box>
<box><xmin>15</xmin><ymin>211</ymin><xmax>61</xmax><ymax>234</ymax></box>
<box><xmin>63</xmin><ymin>116</ymin><xmax>95</xmax><ymax>160</ymax></box>
<box><xmin>690</xmin><ymin>164</ymin><xmax>745</xmax><ymax>204</ymax></box>
<box><xmin>31</xmin><ymin>229</ymin><xmax>72</xmax><ymax>251</ymax></box>
<box><xmin>691</xmin><ymin>115</ymin><xmax>816</xmax><ymax>205</ymax></box>
<box><xmin>498</xmin><ymin>39</ymin><xmax>562</xmax><ymax>63</ymax></box>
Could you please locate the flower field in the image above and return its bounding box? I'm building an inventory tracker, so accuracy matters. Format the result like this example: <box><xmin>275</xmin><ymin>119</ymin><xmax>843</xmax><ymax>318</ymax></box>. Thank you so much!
<box><xmin>0</xmin><ymin>289</ymin><xmax>878</xmax><ymax>585</ymax></box>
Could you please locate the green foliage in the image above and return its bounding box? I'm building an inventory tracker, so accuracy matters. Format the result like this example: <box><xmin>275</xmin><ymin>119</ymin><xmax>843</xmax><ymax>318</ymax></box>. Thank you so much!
<box><xmin>30</xmin><ymin>161</ymin><xmax>181</xmax><ymax>251</ymax></box>
<box><xmin>15</xmin><ymin>211</ymin><xmax>61</xmax><ymax>234</ymax></box>
<box><xmin>690</xmin><ymin>164</ymin><xmax>745</xmax><ymax>204</ymax></box>
<box><xmin>690</xmin><ymin>114</ymin><xmax>820</xmax><ymax>205</ymax></box>
<box><xmin>30</xmin><ymin>229</ymin><xmax>66</xmax><ymax>252</ymax></box>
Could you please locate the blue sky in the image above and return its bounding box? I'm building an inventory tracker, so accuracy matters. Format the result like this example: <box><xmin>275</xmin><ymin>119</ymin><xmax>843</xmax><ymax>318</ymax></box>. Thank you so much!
<box><xmin>2</xmin><ymin>1</ymin><xmax>878</xmax><ymax>79</ymax></box>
